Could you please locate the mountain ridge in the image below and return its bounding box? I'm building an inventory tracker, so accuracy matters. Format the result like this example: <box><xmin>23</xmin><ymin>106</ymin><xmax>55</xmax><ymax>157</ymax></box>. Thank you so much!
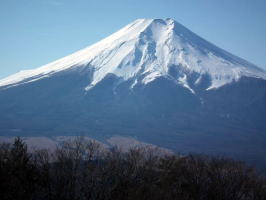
<box><xmin>0</xmin><ymin>18</ymin><xmax>266</xmax><ymax>168</ymax></box>
<box><xmin>0</xmin><ymin>18</ymin><xmax>265</xmax><ymax>92</ymax></box>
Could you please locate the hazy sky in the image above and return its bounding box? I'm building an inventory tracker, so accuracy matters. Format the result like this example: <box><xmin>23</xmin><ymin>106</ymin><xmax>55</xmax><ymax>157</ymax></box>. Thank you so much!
<box><xmin>0</xmin><ymin>0</ymin><xmax>266</xmax><ymax>79</ymax></box>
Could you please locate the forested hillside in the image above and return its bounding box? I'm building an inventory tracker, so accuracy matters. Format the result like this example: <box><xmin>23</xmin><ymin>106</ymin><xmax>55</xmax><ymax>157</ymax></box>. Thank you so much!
<box><xmin>0</xmin><ymin>137</ymin><xmax>265</xmax><ymax>200</ymax></box>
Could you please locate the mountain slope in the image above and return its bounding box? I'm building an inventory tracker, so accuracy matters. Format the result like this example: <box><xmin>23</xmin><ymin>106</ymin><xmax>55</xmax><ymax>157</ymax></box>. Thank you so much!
<box><xmin>0</xmin><ymin>18</ymin><xmax>266</xmax><ymax>169</ymax></box>
<box><xmin>0</xmin><ymin>18</ymin><xmax>265</xmax><ymax>92</ymax></box>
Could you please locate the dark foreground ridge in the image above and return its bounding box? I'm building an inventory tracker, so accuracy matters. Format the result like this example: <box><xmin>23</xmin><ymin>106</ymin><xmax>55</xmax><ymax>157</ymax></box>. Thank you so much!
<box><xmin>0</xmin><ymin>137</ymin><xmax>265</xmax><ymax>200</ymax></box>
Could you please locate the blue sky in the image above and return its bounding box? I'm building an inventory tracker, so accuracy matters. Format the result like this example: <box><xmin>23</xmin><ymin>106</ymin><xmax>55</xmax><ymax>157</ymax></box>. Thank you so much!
<box><xmin>0</xmin><ymin>0</ymin><xmax>266</xmax><ymax>79</ymax></box>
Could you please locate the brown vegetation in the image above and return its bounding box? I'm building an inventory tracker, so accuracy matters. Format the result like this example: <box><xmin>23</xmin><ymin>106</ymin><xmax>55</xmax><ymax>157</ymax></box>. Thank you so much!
<box><xmin>0</xmin><ymin>137</ymin><xmax>265</xmax><ymax>200</ymax></box>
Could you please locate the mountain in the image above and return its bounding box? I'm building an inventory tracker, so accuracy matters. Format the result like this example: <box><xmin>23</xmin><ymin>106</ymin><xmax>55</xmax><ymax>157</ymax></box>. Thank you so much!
<box><xmin>1</xmin><ymin>18</ymin><xmax>265</xmax><ymax>91</ymax></box>
<box><xmin>0</xmin><ymin>18</ymin><xmax>266</xmax><ymax>168</ymax></box>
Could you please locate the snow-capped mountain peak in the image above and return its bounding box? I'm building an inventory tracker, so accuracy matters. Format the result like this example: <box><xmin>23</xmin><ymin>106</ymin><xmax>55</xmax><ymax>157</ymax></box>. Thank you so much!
<box><xmin>0</xmin><ymin>18</ymin><xmax>265</xmax><ymax>91</ymax></box>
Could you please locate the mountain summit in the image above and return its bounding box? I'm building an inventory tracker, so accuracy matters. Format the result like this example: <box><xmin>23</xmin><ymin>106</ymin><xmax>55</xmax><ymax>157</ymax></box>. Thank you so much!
<box><xmin>0</xmin><ymin>18</ymin><xmax>265</xmax><ymax>92</ymax></box>
<box><xmin>0</xmin><ymin>19</ymin><xmax>266</xmax><ymax>169</ymax></box>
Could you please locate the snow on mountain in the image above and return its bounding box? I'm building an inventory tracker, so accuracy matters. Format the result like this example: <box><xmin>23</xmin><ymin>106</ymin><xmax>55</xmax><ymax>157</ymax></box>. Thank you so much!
<box><xmin>0</xmin><ymin>18</ymin><xmax>265</xmax><ymax>91</ymax></box>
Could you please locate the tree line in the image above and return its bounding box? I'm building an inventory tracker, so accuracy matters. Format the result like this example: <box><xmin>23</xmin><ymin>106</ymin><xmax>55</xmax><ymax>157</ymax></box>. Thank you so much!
<box><xmin>0</xmin><ymin>137</ymin><xmax>265</xmax><ymax>200</ymax></box>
